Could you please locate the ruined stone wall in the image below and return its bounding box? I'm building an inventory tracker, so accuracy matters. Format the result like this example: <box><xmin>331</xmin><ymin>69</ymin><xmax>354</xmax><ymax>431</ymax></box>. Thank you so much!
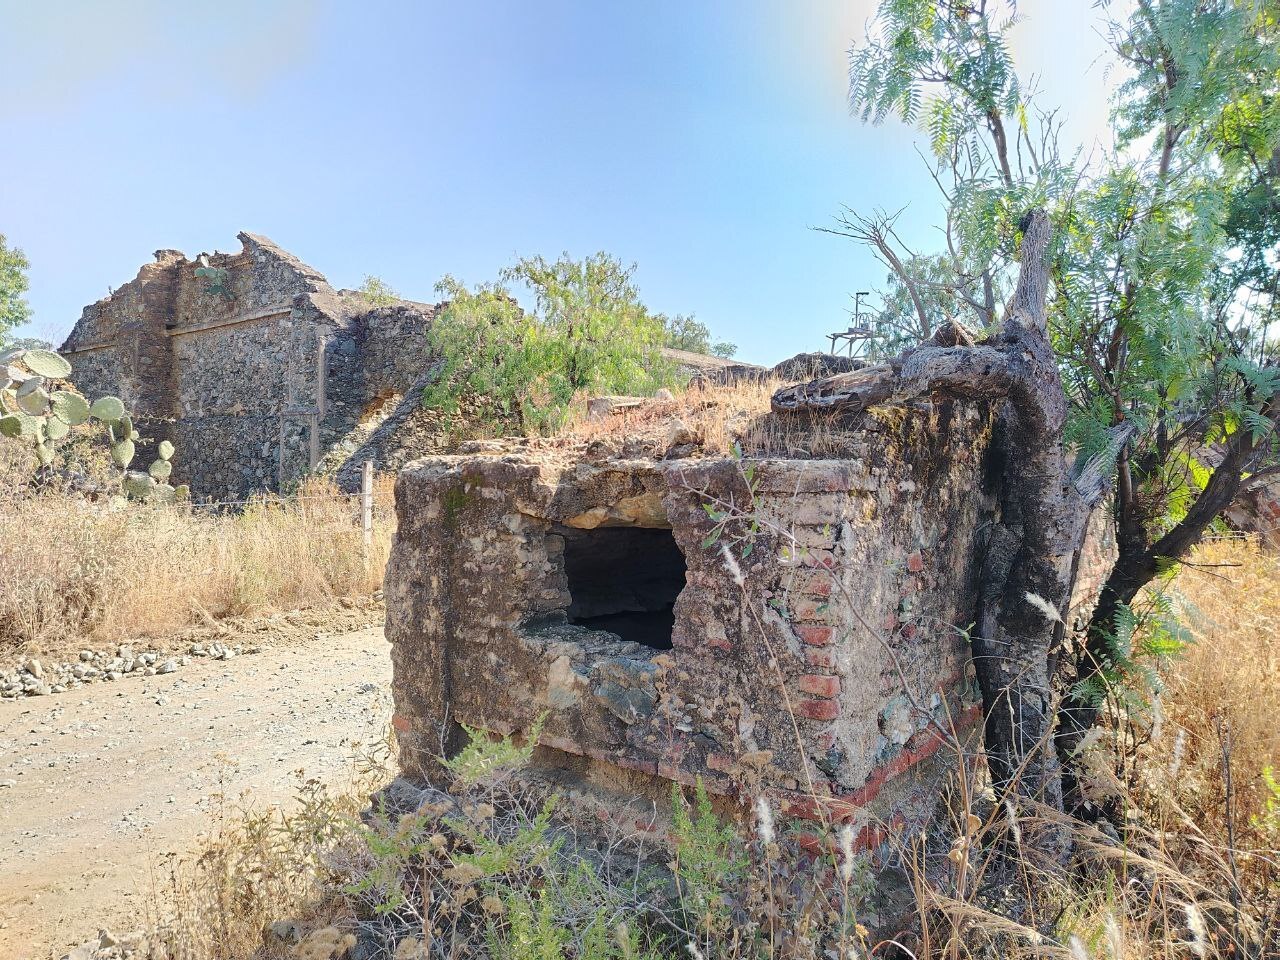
<box><xmin>61</xmin><ymin>236</ymin><xmax>440</xmax><ymax>500</ymax></box>
<box><xmin>385</xmin><ymin>402</ymin><xmax>1010</xmax><ymax>866</ymax></box>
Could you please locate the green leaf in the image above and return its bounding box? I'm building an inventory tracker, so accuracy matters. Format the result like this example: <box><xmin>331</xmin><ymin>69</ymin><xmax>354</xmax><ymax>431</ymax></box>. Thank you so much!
<box><xmin>157</xmin><ymin>439</ymin><xmax>174</xmax><ymax>460</ymax></box>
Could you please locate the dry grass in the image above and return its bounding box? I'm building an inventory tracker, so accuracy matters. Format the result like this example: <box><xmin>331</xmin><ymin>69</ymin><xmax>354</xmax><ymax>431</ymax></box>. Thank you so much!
<box><xmin>0</xmin><ymin>472</ymin><xmax>395</xmax><ymax>657</ymax></box>
<box><xmin>132</xmin><ymin>540</ymin><xmax>1280</xmax><ymax>960</ymax></box>
<box><xmin>557</xmin><ymin>377</ymin><xmax>863</xmax><ymax>458</ymax></box>
<box><xmin>1159</xmin><ymin>538</ymin><xmax>1280</xmax><ymax>836</ymax></box>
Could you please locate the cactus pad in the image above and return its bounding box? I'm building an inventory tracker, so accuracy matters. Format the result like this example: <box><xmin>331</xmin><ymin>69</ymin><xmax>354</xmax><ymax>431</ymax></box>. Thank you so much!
<box><xmin>90</xmin><ymin>396</ymin><xmax>126</xmax><ymax>422</ymax></box>
<box><xmin>157</xmin><ymin>440</ymin><xmax>175</xmax><ymax>460</ymax></box>
<box><xmin>45</xmin><ymin>416</ymin><xmax>69</xmax><ymax>441</ymax></box>
<box><xmin>22</xmin><ymin>350</ymin><xmax>73</xmax><ymax>379</ymax></box>
<box><xmin>110</xmin><ymin>438</ymin><xmax>136</xmax><ymax>468</ymax></box>
<box><xmin>50</xmin><ymin>391</ymin><xmax>90</xmax><ymax>426</ymax></box>
<box><xmin>0</xmin><ymin>411</ymin><xmax>37</xmax><ymax>438</ymax></box>
<box><xmin>16</xmin><ymin>386</ymin><xmax>49</xmax><ymax>417</ymax></box>
<box><xmin>122</xmin><ymin>472</ymin><xmax>155</xmax><ymax>500</ymax></box>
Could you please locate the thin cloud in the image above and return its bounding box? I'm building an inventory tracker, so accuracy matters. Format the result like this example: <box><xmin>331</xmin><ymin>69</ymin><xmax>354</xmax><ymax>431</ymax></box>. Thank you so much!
<box><xmin>0</xmin><ymin>0</ymin><xmax>326</xmax><ymax>116</ymax></box>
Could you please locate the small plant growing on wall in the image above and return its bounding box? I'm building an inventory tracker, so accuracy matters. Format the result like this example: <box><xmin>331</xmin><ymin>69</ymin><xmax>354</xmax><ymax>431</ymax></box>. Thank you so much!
<box><xmin>194</xmin><ymin>254</ymin><xmax>232</xmax><ymax>300</ymax></box>
<box><xmin>0</xmin><ymin>345</ymin><xmax>186</xmax><ymax>502</ymax></box>
<box><xmin>359</xmin><ymin>275</ymin><xmax>400</xmax><ymax>307</ymax></box>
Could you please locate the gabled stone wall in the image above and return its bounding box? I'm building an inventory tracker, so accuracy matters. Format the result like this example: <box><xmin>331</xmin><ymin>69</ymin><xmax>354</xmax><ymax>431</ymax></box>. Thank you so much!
<box><xmin>61</xmin><ymin>235</ymin><xmax>439</xmax><ymax>500</ymax></box>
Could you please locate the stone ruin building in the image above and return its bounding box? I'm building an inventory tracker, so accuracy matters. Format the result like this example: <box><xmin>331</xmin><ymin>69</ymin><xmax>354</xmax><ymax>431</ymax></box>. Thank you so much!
<box><xmin>58</xmin><ymin>233</ymin><xmax>449</xmax><ymax>500</ymax></box>
<box><xmin>56</xmin><ymin>236</ymin><xmax>739</xmax><ymax>502</ymax></box>
<box><xmin>383</xmin><ymin>395</ymin><xmax>1117</xmax><ymax>893</ymax></box>
<box><xmin>58</xmin><ymin>235</ymin><xmax>743</xmax><ymax>502</ymax></box>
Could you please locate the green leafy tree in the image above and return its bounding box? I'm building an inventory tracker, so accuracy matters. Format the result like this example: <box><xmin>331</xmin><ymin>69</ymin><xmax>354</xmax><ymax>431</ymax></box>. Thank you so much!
<box><xmin>425</xmin><ymin>253</ymin><xmax>677</xmax><ymax>435</ymax></box>
<box><xmin>662</xmin><ymin>313</ymin><xmax>737</xmax><ymax>358</ymax></box>
<box><xmin>0</xmin><ymin>234</ymin><xmax>33</xmax><ymax>337</ymax></box>
<box><xmin>789</xmin><ymin>0</ymin><xmax>1280</xmax><ymax>828</ymax></box>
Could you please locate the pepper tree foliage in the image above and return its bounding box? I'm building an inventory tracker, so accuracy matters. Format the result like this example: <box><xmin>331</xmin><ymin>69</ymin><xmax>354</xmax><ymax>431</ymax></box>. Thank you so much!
<box><xmin>846</xmin><ymin>0</ymin><xmax>1280</xmax><ymax>781</ymax></box>
<box><xmin>424</xmin><ymin>253</ymin><xmax>680</xmax><ymax>435</ymax></box>
<box><xmin>662</xmin><ymin>313</ymin><xmax>738</xmax><ymax>359</ymax></box>
<box><xmin>0</xmin><ymin>234</ymin><xmax>33</xmax><ymax>337</ymax></box>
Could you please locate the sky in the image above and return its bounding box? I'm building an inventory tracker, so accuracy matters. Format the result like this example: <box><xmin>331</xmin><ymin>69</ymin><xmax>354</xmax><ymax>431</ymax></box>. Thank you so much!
<box><xmin>0</xmin><ymin>1</ymin><xmax>1125</xmax><ymax>365</ymax></box>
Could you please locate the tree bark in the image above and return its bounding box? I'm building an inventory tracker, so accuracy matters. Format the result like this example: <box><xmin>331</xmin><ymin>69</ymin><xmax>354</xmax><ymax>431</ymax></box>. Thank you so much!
<box><xmin>775</xmin><ymin>211</ymin><xmax>1092</xmax><ymax>850</ymax></box>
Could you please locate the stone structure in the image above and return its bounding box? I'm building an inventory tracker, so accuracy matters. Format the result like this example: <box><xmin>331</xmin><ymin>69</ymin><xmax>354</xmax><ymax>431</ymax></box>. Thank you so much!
<box><xmin>59</xmin><ymin>234</ymin><xmax>444</xmax><ymax>500</ymax></box>
<box><xmin>385</xmin><ymin>398</ymin><xmax>1117</xmax><ymax>875</ymax></box>
<box><xmin>59</xmin><ymin>238</ymin><xmax>746</xmax><ymax>501</ymax></box>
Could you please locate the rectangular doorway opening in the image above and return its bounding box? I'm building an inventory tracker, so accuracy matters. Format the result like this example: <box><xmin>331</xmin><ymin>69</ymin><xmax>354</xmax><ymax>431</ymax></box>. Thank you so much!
<box><xmin>557</xmin><ymin>526</ymin><xmax>686</xmax><ymax>650</ymax></box>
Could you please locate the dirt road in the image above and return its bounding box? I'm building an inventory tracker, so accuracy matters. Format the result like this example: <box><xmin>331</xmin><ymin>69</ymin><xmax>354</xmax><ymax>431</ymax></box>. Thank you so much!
<box><xmin>0</xmin><ymin>624</ymin><xmax>392</xmax><ymax>960</ymax></box>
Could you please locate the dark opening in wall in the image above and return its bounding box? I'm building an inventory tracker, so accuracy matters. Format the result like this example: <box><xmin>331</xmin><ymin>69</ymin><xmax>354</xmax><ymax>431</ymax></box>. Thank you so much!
<box><xmin>557</xmin><ymin>525</ymin><xmax>686</xmax><ymax>650</ymax></box>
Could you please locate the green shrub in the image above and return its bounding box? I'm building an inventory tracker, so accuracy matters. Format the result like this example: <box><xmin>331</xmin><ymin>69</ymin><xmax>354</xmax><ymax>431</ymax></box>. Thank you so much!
<box><xmin>424</xmin><ymin>253</ymin><xmax>680</xmax><ymax>436</ymax></box>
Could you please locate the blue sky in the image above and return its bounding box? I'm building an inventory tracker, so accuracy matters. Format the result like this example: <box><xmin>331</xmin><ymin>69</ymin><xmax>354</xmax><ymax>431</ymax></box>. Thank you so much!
<box><xmin>1</xmin><ymin>1</ymin><xmax>1122</xmax><ymax>364</ymax></box>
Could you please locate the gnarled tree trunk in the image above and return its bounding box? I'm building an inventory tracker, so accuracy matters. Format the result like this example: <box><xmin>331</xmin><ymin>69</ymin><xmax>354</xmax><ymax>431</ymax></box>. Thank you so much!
<box><xmin>774</xmin><ymin>211</ymin><xmax>1119</xmax><ymax>851</ymax></box>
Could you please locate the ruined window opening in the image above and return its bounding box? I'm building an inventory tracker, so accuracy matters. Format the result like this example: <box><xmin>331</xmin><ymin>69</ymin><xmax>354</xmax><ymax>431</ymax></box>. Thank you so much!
<box><xmin>557</xmin><ymin>526</ymin><xmax>686</xmax><ymax>650</ymax></box>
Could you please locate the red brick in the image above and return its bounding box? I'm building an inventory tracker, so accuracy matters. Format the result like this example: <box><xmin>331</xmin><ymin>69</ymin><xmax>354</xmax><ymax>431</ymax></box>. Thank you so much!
<box><xmin>906</xmin><ymin>550</ymin><xmax>925</xmax><ymax>573</ymax></box>
<box><xmin>795</xmin><ymin>572</ymin><xmax>834</xmax><ymax>597</ymax></box>
<box><xmin>797</xmin><ymin>674</ymin><xmax>841</xmax><ymax>698</ymax></box>
<box><xmin>795</xmin><ymin>625</ymin><xmax>834</xmax><ymax>646</ymax></box>
<box><xmin>805</xmin><ymin>648</ymin><xmax>837</xmax><ymax>670</ymax></box>
<box><xmin>791</xmin><ymin>598</ymin><xmax>829</xmax><ymax>621</ymax></box>
<box><xmin>796</xmin><ymin>698</ymin><xmax>840</xmax><ymax>721</ymax></box>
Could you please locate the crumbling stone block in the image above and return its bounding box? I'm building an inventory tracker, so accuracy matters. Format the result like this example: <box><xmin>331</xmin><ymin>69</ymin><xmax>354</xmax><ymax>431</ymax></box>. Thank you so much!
<box><xmin>384</xmin><ymin>399</ymin><xmax>1110</xmax><ymax>869</ymax></box>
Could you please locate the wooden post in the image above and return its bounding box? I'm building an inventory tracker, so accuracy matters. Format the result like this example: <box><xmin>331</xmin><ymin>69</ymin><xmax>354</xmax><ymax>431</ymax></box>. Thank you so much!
<box><xmin>361</xmin><ymin>460</ymin><xmax>374</xmax><ymax>556</ymax></box>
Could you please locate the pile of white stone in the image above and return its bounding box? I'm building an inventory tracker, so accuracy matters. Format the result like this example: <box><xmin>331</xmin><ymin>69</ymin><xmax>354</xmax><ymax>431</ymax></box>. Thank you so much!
<box><xmin>0</xmin><ymin>640</ymin><xmax>259</xmax><ymax>699</ymax></box>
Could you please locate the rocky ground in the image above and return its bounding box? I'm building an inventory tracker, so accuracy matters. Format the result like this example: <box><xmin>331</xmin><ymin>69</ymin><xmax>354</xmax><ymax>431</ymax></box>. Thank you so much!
<box><xmin>0</xmin><ymin>615</ymin><xmax>393</xmax><ymax>960</ymax></box>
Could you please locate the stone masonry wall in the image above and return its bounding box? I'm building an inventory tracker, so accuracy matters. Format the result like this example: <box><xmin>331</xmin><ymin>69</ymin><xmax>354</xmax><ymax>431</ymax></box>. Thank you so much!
<box><xmin>61</xmin><ymin>236</ymin><xmax>440</xmax><ymax>500</ymax></box>
<box><xmin>386</xmin><ymin>397</ymin><xmax>1119</xmax><ymax>872</ymax></box>
<box><xmin>385</xmin><ymin>401</ymin><xmax>1012</xmax><ymax>868</ymax></box>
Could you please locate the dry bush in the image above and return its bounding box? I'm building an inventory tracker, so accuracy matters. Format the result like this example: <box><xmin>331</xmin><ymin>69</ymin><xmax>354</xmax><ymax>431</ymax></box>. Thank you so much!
<box><xmin>908</xmin><ymin>538</ymin><xmax>1280</xmax><ymax>960</ymax></box>
<box><xmin>1157</xmin><ymin>538</ymin><xmax>1280</xmax><ymax>837</ymax></box>
<box><xmin>0</xmin><ymin>471</ymin><xmax>395</xmax><ymax>657</ymax></box>
<box><xmin>147</xmin><ymin>741</ymin><xmax>394</xmax><ymax>960</ymax></box>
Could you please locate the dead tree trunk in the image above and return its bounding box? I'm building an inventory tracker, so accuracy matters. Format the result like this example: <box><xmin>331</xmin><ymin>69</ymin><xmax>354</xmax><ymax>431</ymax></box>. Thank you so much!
<box><xmin>774</xmin><ymin>211</ymin><xmax>1118</xmax><ymax>840</ymax></box>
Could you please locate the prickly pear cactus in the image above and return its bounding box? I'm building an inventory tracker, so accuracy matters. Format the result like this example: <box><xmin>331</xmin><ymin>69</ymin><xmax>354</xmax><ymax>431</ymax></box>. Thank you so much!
<box><xmin>194</xmin><ymin>256</ymin><xmax>232</xmax><ymax>300</ymax></box>
<box><xmin>0</xmin><ymin>346</ymin><xmax>186</xmax><ymax>504</ymax></box>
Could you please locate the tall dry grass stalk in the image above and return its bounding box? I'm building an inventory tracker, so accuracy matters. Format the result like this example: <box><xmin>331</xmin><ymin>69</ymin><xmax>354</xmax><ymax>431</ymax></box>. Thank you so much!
<box><xmin>1158</xmin><ymin>539</ymin><xmax>1280</xmax><ymax>833</ymax></box>
<box><xmin>0</xmin><ymin>475</ymin><xmax>395</xmax><ymax>656</ymax></box>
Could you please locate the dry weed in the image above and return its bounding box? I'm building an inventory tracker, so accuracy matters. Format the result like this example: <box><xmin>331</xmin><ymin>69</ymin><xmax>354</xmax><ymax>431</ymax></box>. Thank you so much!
<box><xmin>0</xmin><ymin>473</ymin><xmax>395</xmax><ymax>657</ymax></box>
